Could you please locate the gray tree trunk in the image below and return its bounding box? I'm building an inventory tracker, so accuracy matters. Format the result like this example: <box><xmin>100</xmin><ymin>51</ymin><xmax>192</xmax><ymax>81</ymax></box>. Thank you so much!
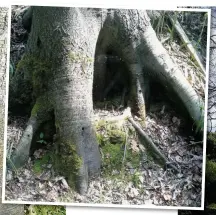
<box><xmin>10</xmin><ymin>7</ymin><xmax>204</xmax><ymax>195</ymax></box>
<box><xmin>0</xmin><ymin>7</ymin><xmax>24</xmax><ymax>215</ymax></box>
<box><xmin>207</xmin><ymin>8</ymin><xmax>216</xmax><ymax>132</ymax></box>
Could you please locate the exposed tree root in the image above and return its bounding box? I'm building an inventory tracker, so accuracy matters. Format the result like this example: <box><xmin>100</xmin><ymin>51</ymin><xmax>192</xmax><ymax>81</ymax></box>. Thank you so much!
<box><xmin>22</xmin><ymin>6</ymin><xmax>32</xmax><ymax>32</ymax></box>
<box><xmin>9</xmin><ymin>116</ymin><xmax>38</xmax><ymax>169</ymax></box>
<box><xmin>9</xmin><ymin>96</ymin><xmax>53</xmax><ymax>169</ymax></box>
<box><xmin>95</xmin><ymin>107</ymin><xmax>180</xmax><ymax>173</ymax></box>
<box><xmin>127</xmin><ymin>116</ymin><xmax>180</xmax><ymax>173</ymax></box>
<box><xmin>139</xmin><ymin>26</ymin><xmax>204</xmax><ymax>131</ymax></box>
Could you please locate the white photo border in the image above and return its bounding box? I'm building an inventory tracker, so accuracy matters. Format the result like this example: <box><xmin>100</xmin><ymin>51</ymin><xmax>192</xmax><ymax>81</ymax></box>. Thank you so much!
<box><xmin>1</xmin><ymin>4</ymin><xmax>211</xmax><ymax>211</ymax></box>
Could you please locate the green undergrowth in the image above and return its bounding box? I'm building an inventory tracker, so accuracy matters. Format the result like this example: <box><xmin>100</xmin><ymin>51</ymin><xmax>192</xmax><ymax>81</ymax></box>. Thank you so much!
<box><xmin>95</xmin><ymin>119</ymin><xmax>143</xmax><ymax>185</ymax></box>
<box><xmin>205</xmin><ymin>132</ymin><xmax>216</xmax><ymax>212</ymax></box>
<box><xmin>208</xmin><ymin>132</ymin><xmax>216</xmax><ymax>148</ymax></box>
<box><xmin>207</xmin><ymin>203</ymin><xmax>216</xmax><ymax>210</ymax></box>
<box><xmin>32</xmin><ymin>152</ymin><xmax>51</xmax><ymax>175</ymax></box>
<box><xmin>206</xmin><ymin>133</ymin><xmax>216</xmax><ymax>183</ymax></box>
<box><xmin>206</xmin><ymin>159</ymin><xmax>216</xmax><ymax>183</ymax></box>
<box><xmin>24</xmin><ymin>205</ymin><xmax>66</xmax><ymax>215</ymax></box>
<box><xmin>33</xmin><ymin>139</ymin><xmax>83</xmax><ymax>189</ymax></box>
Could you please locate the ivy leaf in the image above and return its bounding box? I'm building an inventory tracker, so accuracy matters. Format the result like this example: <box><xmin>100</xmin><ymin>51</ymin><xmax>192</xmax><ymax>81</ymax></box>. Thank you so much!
<box><xmin>40</xmin><ymin>132</ymin><xmax>44</xmax><ymax>139</ymax></box>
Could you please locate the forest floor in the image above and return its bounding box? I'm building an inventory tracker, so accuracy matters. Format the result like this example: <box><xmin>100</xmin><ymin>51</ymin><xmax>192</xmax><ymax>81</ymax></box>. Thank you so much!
<box><xmin>5</xmin><ymin>6</ymin><xmax>206</xmax><ymax>207</ymax></box>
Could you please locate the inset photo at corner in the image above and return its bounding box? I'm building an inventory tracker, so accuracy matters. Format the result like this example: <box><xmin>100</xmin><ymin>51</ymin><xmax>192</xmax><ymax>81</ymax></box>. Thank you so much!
<box><xmin>2</xmin><ymin>5</ymin><xmax>210</xmax><ymax>210</ymax></box>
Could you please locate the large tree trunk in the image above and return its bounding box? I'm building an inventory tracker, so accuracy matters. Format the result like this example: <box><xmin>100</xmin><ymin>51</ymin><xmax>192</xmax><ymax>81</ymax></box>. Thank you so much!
<box><xmin>0</xmin><ymin>7</ymin><xmax>24</xmax><ymax>215</ymax></box>
<box><xmin>9</xmin><ymin>7</ymin><xmax>204</xmax><ymax>195</ymax></box>
<box><xmin>11</xmin><ymin>6</ymin><xmax>102</xmax><ymax>195</ymax></box>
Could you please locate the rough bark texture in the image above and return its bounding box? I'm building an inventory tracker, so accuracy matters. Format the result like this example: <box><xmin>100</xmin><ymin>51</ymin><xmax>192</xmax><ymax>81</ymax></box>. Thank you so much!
<box><xmin>10</xmin><ymin>7</ymin><xmax>204</xmax><ymax>195</ymax></box>
<box><xmin>11</xmin><ymin>7</ymin><xmax>102</xmax><ymax>195</ymax></box>
<box><xmin>0</xmin><ymin>7</ymin><xmax>24</xmax><ymax>215</ymax></box>
<box><xmin>208</xmin><ymin>8</ymin><xmax>216</xmax><ymax>132</ymax></box>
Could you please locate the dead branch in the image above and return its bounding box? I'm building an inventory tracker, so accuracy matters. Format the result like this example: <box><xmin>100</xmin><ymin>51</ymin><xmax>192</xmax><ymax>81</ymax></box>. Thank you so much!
<box><xmin>127</xmin><ymin>116</ymin><xmax>180</xmax><ymax>173</ymax></box>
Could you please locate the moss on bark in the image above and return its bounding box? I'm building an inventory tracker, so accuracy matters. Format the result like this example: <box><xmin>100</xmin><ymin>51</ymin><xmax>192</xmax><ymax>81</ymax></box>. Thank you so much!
<box><xmin>16</xmin><ymin>54</ymin><xmax>52</xmax><ymax>97</ymax></box>
<box><xmin>52</xmin><ymin>140</ymin><xmax>83</xmax><ymax>189</ymax></box>
<box><xmin>31</xmin><ymin>95</ymin><xmax>52</xmax><ymax>119</ymax></box>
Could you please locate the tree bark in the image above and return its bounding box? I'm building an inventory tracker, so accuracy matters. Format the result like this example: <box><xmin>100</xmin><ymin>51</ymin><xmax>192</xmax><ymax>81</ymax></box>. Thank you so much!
<box><xmin>207</xmin><ymin>8</ymin><xmax>216</xmax><ymax>132</ymax></box>
<box><xmin>9</xmin><ymin>7</ymin><xmax>204</xmax><ymax>195</ymax></box>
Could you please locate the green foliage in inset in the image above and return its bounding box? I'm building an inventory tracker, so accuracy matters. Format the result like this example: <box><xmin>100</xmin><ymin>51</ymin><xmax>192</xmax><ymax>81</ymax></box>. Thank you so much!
<box><xmin>208</xmin><ymin>133</ymin><xmax>216</xmax><ymax>146</ymax></box>
<box><xmin>206</xmin><ymin>159</ymin><xmax>216</xmax><ymax>183</ymax></box>
<box><xmin>25</xmin><ymin>205</ymin><xmax>66</xmax><ymax>215</ymax></box>
<box><xmin>206</xmin><ymin>132</ymin><xmax>216</xmax><ymax>160</ymax></box>
<box><xmin>207</xmin><ymin>203</ymin><xmax>216</xmax><ymax>210</ymax></box>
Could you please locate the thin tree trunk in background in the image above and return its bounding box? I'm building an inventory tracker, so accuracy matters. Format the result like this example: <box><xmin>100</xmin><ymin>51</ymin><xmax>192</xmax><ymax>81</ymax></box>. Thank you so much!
<box><xmin>0</xmin><ymin>8</ymin><xmax>24</xmax><ymax>215</ymax></box>
<box><xmin>208</xmin><ymin>8</ymin><xmax>216</xmax><ymax>132</ymax></box>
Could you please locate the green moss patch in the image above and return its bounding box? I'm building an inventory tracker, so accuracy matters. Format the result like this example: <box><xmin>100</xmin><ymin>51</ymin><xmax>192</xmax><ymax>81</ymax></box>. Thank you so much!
<box><xmin>32</xmin><ymin>152</ymin><xmax>51</xmax><ymax>175</ymax></box>
<box><xmin>31</xmin><ymin>95</ymin><xmax>52</xmax><ymax>119</ymax></box>
<box><xmin>52</xmin><ymin>140</ymin><xmax>83</xmax><ymax>189</ymax></box>
<box><xmin>102</xmin><ymin>143</ymin><xmax>123</xmax><ymax>171</ymax></box>
<box><xmin>95</xmin><ymin>120</ymin><xmax>142</xmax><ymax>181</ymax></box>
<box><xmin>95</xmin><ymin>120</ymin><xmax>126</xmax><ymax>145</ymax></box>
<box><xmin>16</xmin><ymin>54</ymin><xmax>52</xmax><ymax>97</ymax></box>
